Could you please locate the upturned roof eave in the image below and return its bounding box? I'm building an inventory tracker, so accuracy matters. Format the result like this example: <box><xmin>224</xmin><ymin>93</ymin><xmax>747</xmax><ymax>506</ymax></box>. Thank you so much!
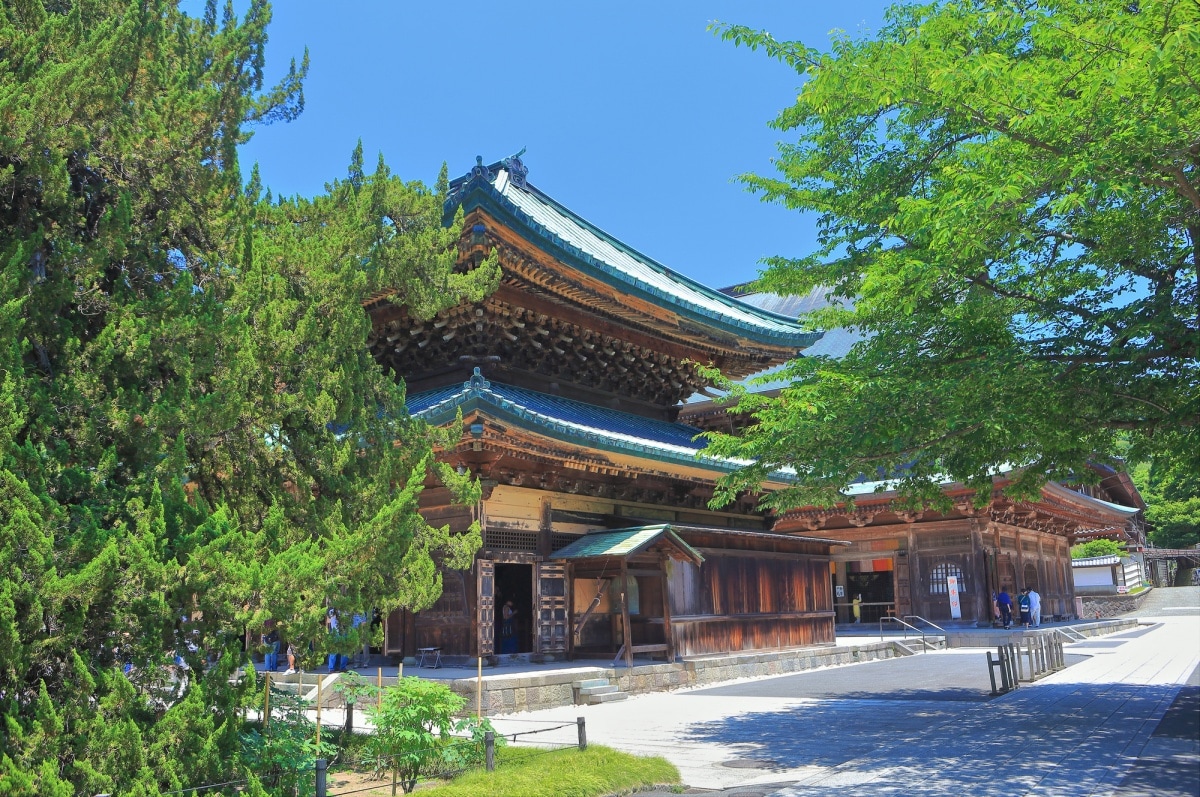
<box><xmin>409</xmin><ymin>377</ymin><xmax>793</xmax><ymax>485</ymax></box>
<box><xmin>449</xmin><ymin>176</ymin><xmax>821</xmax><ymax>352</ymax></box>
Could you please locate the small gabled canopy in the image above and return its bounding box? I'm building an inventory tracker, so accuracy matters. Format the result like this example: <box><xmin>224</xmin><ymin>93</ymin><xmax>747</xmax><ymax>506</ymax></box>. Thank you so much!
<box><xmin>551</xmin><ymin>524</ymin><xmax>704</xmax><ymax>566</ymax></box>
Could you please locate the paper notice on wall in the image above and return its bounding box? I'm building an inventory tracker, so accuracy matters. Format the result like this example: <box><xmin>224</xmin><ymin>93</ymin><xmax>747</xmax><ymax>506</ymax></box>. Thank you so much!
<box><xmin>947</xmin><ymin>575</ymin><xmax>962</xmax><ymax>620</ymax></box>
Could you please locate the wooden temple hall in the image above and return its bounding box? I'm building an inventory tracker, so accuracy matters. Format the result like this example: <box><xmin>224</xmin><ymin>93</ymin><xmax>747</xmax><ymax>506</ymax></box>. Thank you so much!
<box><xmin>365</xmin><ymin>154</ymin><xmax>842</xmax><ymax>664</ymax></box>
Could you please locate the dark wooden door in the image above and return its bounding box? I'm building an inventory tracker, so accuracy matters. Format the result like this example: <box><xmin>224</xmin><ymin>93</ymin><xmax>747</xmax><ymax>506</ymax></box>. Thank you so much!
<box><xmin>477</xmin><ymin>559</ymin><xmax>494</xmax><ymax>657</ymax></box>
<box><xmin>535</xmin><ymin>562</ymin><xmax>568</xmax><ymax>655</ymax></box>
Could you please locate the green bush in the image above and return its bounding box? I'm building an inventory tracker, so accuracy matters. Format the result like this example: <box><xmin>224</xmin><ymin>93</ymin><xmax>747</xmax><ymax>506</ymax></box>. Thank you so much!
<box><xmin>365</xmin><ymin>677</ymin><xmax>499</xmax><ymax>794</ymax></box>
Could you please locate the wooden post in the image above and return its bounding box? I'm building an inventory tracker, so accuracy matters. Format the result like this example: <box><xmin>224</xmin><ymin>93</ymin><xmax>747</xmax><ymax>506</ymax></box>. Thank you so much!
<box><xmin>377</xmin><ymin>666</ymin><xmax>383</xmax><ymax>711</ymax></box>
<box><xmin>484</xmin><ymin>731</ymin><xmax>495</xmax><ymax>772</ymax></box>
<box><xmin>316</xmin><ymin>674</ymin><xmax>322</xmax><ymax>748</ymax></box>
<box><xmin>620</xmin><ymin>559</ymin><xmax>633</xmax><ymax>670</ymax></box>
<box><xmin>315</xmin><ymin>758</ymin><xmax>327</xmax><ymax>797</ymax></box>
<box><xmin>263</xmin><ymin>672</ymin><xmax>270</xmax><ymax>729</ymax></box>
<box><xmin>659</xmin><ymin>554</ymin><xmax>674</xmax><ymax>661</ymax></box>
<box><xmin>577</xmin><ymin>716</ymin><xmax>587</xmax><ymax>750</ymax></box>
<box><xmin>477</xmin><ymin>656</ymin><xmax>483</xmax><ymax>719</ymax></box>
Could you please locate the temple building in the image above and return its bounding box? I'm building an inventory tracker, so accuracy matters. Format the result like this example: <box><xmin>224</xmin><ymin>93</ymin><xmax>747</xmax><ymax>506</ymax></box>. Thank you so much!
<box><xmin>367</xmin><ymin>154</ymin><xmax>1146</xmax><ymax>652</ymax></box>
<box><xmin>681</xmin><ymin>292</ymin><xmax>1148</xmax><ymax>627</ymax></box>
<box><xmin>366</xmin><ymin>155</ymin><xmax>841</xmax><ymax>664</ymax></box>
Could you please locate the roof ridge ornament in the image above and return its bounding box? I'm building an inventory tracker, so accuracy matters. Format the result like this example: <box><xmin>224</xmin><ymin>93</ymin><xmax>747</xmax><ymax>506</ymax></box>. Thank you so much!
<box><xmin>504</xmin><ymin>147</ymin><xmax>528</xmax><ymax>189</ymax></box>
<box><xmin>464</xmin><ymin>366</ymin><xmax>491</xmax><ymax>392</ymax></box>
<box><xmin>470</xmin><ymin>155</ymin><xmax>493</xmax><ymax>183</ymax></box>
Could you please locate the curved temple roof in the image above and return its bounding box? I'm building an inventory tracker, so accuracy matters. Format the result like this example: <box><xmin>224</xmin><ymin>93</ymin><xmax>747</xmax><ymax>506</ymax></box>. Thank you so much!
<box><xmin>448</xmin><ymin>155</ymin><xmax>821</xmax><ymax>350</ymax></box>
<box><xmin>408</xmin><ymin>368</ymin><xmax>773</xmax><ymax>478</ymax></box>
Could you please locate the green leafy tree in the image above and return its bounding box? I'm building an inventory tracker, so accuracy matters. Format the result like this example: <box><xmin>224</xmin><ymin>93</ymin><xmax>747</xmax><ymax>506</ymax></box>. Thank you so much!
<box><xmin>706</xmin><ymin>0</ymin><xmax>1199</xmax><ymax>512</ymax></box>
<box><xmin>0</xmin><ymin>2</ymin><xmax>496</xmax><ymax>795</ymax></box>
<box><xmin>1131</xmin><ymin>461</ymin><xmax>1200</xmax><ymax>549</ymax></box>
<box><xmin>1070</xmin><ymin>539</ymin><xmax>1125</xmax><ymax>559</ymax></box>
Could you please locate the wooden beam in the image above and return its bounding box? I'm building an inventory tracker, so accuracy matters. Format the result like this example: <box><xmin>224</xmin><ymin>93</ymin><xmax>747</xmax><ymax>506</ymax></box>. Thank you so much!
<box><xmin>620</xmin><ymin>559</ymin><xmax>633</xmax><ymax>670</ymax></box>
<box><xmin>660</xmin><ymin>553</ymin><xmax>674</xmax><ymax>663</ymax></box>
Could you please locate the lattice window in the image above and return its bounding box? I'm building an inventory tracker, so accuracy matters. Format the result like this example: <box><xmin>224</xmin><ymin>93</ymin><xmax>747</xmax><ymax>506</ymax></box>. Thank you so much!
<box><xmin>550</xmin><ymin>533</ymin><xmax>581</xmax><ymax>553</ymax></box>
<box><xmin>929</xmin><ymin>534</ymin><xmax>970</xmax><ymax>549</ymax></box>
<box><xmin>1022</xmin><ymin>539</ymin><xmax>1039</xmax><ymax>553</ymax></box>
<box><xmin>929</xmin><ymin>561</ymin><xmax>967</xmax><ymax>594</ymax></box>
<box><xmin>483</xmin><ymin>528</ymin><xmax>538</xmax><ymax>552</ymax></box>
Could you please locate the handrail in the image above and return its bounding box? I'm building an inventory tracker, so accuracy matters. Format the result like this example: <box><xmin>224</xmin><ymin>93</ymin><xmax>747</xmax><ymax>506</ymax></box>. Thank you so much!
<box><xmin>1055</xmin><ymin>626</ymin><xmax>1086</xmax><ymax>643</ymax></box>
<box><xmin>879</xmin><ymin>616</ymin><xmax>933</xmax><ymax>652</ymax></box>
<box><xmin>902</xmin><ymin>615</ymin><xmax>947</xmax><ymax>635</ymax></box>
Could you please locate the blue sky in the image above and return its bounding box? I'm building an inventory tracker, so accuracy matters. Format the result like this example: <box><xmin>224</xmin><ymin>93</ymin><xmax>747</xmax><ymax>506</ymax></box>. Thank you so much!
<box><xmin>229</xmin><ymin>1</ymin><xmax>891</xmax><ymax>290</ymax></box>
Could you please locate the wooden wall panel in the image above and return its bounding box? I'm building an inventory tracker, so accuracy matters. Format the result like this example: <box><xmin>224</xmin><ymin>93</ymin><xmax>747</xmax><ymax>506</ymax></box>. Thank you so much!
<box><xmin>670</xmin><ymin>615</ymin><xmax>835</xmax><ymax>656</ymax></box>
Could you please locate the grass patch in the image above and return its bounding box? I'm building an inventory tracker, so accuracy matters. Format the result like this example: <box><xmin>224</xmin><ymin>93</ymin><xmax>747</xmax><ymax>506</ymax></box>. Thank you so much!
<box><xmin>416</xmin><ymin>744</ymin><xmax>679</xmax><ymax>797</ymax></box>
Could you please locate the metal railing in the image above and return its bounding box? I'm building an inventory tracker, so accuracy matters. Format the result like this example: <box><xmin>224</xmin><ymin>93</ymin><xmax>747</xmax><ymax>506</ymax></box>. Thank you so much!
<box><xmin>878</xmin><ymin>616</ymin><xmax>938</xmax><ymax>652</ymax></box>
<box><xmin>1055</xmin><ymin>626</ymin><xmax>1087</xmax><ymax>643</ymax></box>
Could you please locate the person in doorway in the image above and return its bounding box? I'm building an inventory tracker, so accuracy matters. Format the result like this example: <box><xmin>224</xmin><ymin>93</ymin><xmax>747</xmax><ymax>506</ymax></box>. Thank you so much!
<box><xmin>1029</xmin><ymin>588</ymin><xmax>1042</xmax><ymax>627</ymax></box>
<box><xmin>500</xmin><ymin>600</ymin><xmax>517</xmax><ymax>654</ymax></box>
<box><xmin>852</xmin><ymin>594</ymin><xmax>862</xmax><ymax>624</ymax></box>
<box><xmin>997</xmin><ymin>588</ymin><xmax>1014</xmax><ymax>628</ymax></box>
<box><xmin>1017</xmin><ymin>588</ymin><xmax>1032</xmax><ymax>628</ymax></box>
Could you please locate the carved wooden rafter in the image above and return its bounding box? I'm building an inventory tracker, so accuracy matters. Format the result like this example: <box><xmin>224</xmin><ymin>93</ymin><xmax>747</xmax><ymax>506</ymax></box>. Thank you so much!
<box><xmin>370</xmin><ymin>298</ymin><xmax>721</xmax><ymax>406</ymax></box>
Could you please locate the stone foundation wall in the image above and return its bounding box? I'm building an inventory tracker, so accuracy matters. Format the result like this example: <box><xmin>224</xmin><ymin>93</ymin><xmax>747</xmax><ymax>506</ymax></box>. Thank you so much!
<box><xmin>1079</xmin><ymin>589</ymin><xmax>1153</xmax><ymax>619</ymax></box>
<box><xmin>443</xmin><ymin>641</ymin><xmax>904</xmax><ymax>715</ymax></box>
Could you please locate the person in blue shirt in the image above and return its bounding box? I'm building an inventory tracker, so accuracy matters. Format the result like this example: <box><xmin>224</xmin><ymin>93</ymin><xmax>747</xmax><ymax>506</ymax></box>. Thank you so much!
<box><xmin>997</xmin><ymin>588</ymin><xmax>1014</xmax><ymax>629</ymax></box>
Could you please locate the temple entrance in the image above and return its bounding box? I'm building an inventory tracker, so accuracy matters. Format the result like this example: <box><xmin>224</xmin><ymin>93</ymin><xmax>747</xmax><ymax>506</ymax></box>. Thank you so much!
<box><xmin>845</xmin><ymin>558</ymin><xmax>895</xmax><ymax>623</ymax></box>
<box><xmin>494</xmin><ymin>563</ymin><xmax>534</xmax><ymax>654</ymax></box>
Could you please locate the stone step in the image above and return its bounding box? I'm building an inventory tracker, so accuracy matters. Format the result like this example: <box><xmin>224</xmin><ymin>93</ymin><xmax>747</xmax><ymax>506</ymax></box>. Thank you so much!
<box><xmin>579</xmin><ymin>683</ymin><xmax>618</xmax><ymax>696</ymax></box>
<box><xmin>577</xmin><ymin>678</ymin><xmax>610</xmax><ymax>690</ymax></box>
<box><xmin>583</xmin><ymin>690</ymin><xmax>629</xmax><ymax>705</ymax></box>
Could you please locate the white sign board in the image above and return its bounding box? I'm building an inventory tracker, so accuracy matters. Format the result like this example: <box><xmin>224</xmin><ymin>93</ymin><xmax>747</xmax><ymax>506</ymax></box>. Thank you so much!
<box><xmin>835</xmin><ymin>585</ymin><xmax>845</xmax><ymax>598</ymax></box>
<box><xmin>947</xmin><ymin>575</ymin><xmax>962</xmax><ymax>619</ymax></box>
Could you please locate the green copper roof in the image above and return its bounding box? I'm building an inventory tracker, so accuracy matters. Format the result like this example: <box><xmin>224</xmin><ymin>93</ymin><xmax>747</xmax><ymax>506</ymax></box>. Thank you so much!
<box><xmin>447</xmin><ymin>155</ymin><xmax>822</xmax><ymax>350</ymax></box>
<box><xmin>551</xmin><ymin>524</ymin><xmax>703</xmax><ymax>564</ymax></box>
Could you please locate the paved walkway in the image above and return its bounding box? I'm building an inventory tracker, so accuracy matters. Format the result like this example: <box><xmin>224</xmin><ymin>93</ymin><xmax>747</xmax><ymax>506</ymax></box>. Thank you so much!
<box><xmin>485</xmin><ymin>587</ymin><xmax>1199</xmax><ymax>796</ymax></box>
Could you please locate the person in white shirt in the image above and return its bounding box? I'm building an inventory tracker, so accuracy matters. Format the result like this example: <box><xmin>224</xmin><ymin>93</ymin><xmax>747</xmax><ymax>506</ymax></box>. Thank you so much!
<box><xmin>1029</xmin><ymin>589</ymin><xmax>1042</xmax><ymax>626</ymax></box>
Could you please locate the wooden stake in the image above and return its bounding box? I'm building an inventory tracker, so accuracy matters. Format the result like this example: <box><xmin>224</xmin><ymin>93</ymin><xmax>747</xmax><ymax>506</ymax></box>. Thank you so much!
<box><xmin>377</xmin><ymin>666</ymin><xmax>383</xmax><ymax>711</ymax></box>
<box><xmin>477</xmin><ymin>656</ymin><xmax>483</xmax><ymax>719</ymax></box>
<box><xmin>263</xmin><ymin>672</ymin><xmax>270</xmax><ymax>729</ymax></box>
<box><xmin>316</xmin><ymin>674</ymin><xmax>322</xmax><ymax>748</ymax></box>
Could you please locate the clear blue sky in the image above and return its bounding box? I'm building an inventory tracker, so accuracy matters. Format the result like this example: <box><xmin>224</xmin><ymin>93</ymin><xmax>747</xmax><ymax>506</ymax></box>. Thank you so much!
<box><xmin>227</xmin><ymin>1</ymin><xmax>891</xmax><ymax>290</ymax></box>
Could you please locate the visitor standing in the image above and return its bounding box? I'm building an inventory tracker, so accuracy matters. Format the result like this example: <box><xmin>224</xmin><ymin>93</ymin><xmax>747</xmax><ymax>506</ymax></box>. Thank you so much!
<box><xmin>501</xmin><ymin>600</ymin><xmax>517</xmax><ymax>654</ymax></box>
<box><xmin>1018</xmin><ymin>588</ymin><xmax>1032</xmax><ymax>628</ymax></box>
<box><xmin>851</xmin><ymin>594</ymin><xmax>862</xmax><ymax>624</ymax></box>
<box><xmin>997</xmin><ymin>588</ymin><xmax>1014</xmax><ymax>628</ymax></box>
<box><xmin>1029</xmin><ymin>588</ymin><xmax>1042</xmax><ymax>627</ymax></box>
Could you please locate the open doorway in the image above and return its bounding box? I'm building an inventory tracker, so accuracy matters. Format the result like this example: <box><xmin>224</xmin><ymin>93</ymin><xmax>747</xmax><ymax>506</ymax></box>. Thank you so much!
<box><xmin>846</xmin><ymin>557</ymin><xmax>895</xmax><ymax>623</ymax></box>
<box><xmin>494</xmin><ymin>563</ymin><xmax>534</xmax><ymax>654</ymax></box>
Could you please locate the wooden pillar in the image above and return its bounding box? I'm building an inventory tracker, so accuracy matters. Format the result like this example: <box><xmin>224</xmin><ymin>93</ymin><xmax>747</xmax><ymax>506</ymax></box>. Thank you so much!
<box><xmin>620</xmin><ymin>559</ymin><xmax>633</xmax><ymax>670</ymax></box>
<box><xmin>660</xmin><ymin>554</ymin><xmax>674</xmax><ymax>661</ymax></box>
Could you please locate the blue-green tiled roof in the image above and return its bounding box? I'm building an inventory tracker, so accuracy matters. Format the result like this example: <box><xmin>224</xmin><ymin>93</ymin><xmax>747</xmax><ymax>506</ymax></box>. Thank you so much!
<box><xmin>408</xmin><ymin>370</ymin><xmax>760</xmax><ymax>475</ymax></box>
<box><xmin>551</xmin><ymin>524</ymin><xmax>704</xmax><ymax>563</ymax></box>
<box><xmin>448</xmin><ymin>160</ymin><xmax>821</xmax><ymax>350</ymax></box>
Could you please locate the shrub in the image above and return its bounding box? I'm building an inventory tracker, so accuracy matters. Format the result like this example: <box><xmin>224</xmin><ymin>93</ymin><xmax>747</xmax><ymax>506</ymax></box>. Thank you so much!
<box><xmin>365</xmin><ymin>677</ymin><xmax>498</xmax><ymax>794</ymax></box>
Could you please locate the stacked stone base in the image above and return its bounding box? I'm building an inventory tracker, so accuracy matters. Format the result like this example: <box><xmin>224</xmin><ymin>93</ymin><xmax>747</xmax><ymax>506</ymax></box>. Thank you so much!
<box><xmin>443</xmin><ymin>641</ymin><xmax>903</xmax><ymax>715</ymax></box>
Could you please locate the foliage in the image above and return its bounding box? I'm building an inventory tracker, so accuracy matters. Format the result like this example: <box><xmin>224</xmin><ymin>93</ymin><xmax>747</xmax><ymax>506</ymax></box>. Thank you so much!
<box><xmin>706</xmin><ymin>0</ymin><xmax>1199</xmax><ymax>512</ymax></box>
<box><xmin>1071</xmin><ymin>539</ymin><xmax>1126</xmax><ymax>559</ymax></box>
<box><xmin>1131</xmin><ymin>460</ymin><xmax>1200</xmax><ymax>549</ymax></box>
<box><xmin>241</xmin><ymin>687</ymin><xmax>336</xmax><ymax>797</ymax></box>
<box><xmin>364</xmin><ymin>677</ymin><xmax>497</xmax><ymax>794</ymax></box>
<box><xmin>415</xmin><ymin>745</ymin><xmax>680</xmax><ymax>797</ymax></box>
<box><xmin>0</xmin><ymin>2</ymin><xmax>496</xmax><ymax>795</ymax></box>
